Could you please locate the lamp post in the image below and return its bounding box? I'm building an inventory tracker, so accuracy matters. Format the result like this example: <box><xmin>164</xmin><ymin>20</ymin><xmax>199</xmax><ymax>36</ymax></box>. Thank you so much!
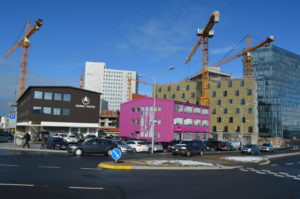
<box><xmin>139</xmin><ymin>66</ymin><xmax>175</xmax><ymax>154</ymax></box>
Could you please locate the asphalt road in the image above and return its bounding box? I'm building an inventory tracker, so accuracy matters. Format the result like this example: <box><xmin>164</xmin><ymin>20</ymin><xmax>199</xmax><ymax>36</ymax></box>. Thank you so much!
<box><xmin>0</xmin><ymin>150</ymin><xmax>299</xmax><ymax>199</ymax></box>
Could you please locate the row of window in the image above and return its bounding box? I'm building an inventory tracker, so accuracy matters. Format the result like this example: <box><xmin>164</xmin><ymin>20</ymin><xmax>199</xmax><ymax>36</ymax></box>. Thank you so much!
<box><xmin>212</xmin><ymin>107</ymin><xmax>253</xmax><ymax>114</ymax></box>
<box><xmin>212</xmin><ymin>126</ymin><xmax>253</xmax><ymax>133</ymax></box>
<box><xmin>131</xmin><ymin>119</ymin><xmax>161</xmax><ymax>125</ymax></box>
<box><xmin>131</xmin><ymin>106</ymin><xmax>162</xmax><ymax>112</ymax></box>
<box><xmin>211</xmin><ymin>89</ymin><xmax>252</xmax><ymax>97</ymax></box>
<box><xmin>174</xmin><ymin>104</ymin><xmax>209</xmax><ymax>114</ymax></box>
<box><xmin>174</xmin><ymin>118</ymin><xmax>209</xmax><ymax>126</ymax></box>
<box><xmin>32</xmin><ymin>106</ymin><xmax>70</xmax><ymax>116</ymax></box>
<box><xmin>34</xmin><ymin>91</ymin><xmax>71</xmax><ymax>101</ymax></box>
<box><xmin>216</xmin><ymin>117</ymin><xmax>248</xmax><ymax>123</ymax></box>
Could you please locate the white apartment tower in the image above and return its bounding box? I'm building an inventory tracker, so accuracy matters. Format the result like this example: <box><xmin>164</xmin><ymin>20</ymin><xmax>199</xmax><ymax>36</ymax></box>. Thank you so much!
<box><xmin>84</xmin><ymin>62</ymin><xmax>137</xmax><ymax>111</ymax></box>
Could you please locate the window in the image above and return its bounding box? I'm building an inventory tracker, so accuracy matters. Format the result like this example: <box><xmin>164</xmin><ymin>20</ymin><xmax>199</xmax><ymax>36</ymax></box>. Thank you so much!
<box><xmin>228</xmin><ymin>99</ymin><xmax>233</xmax><ymax>105</ymax></box>
<box><xmin>53</xmin><ymin>108</ymin><xmax>61</xmax><ymax>115</ymax></box>
<box><xmin>223</xmin><ymin>91</ymin><xmax>227</xmax><ymax>97</ymax></box>
<box><xmin>167</xmin><ymin>86</ymin><xmax>171</xmax><ymax>91</ymax></box>
<box><xmin>248</xmin><ymin>126</ymin><xmax>253</xmax><ymax>133</ymax></box>
<box><xmin>136</xmin><ymin>119</ymin><xmax>140</xmax><ymax>124</ymax></box>
<box><xmin>223</xmin><ymin>126</ymin><xmax>228</xmax><ymax>132</ymax></box>
<box><xmin>173</xmin><ymin>117</ymin><xmax>183</xmax><ymax>125</ymax></box>
<box><xmin>248</xmin><ymin>108</ymin><xmax>253</xmax><ymax>114</ymax></box>
<box><xmin>155</xmin><ymin>119</ymin><xmax>161</xmax><ymax>125</ymax></box>
<box><xmin>217</xmin><ymin>82</ymin><xmax>221</xmax><ymax>88</ymax></box>
<box><xmin>242</xmin><ymin>117</ymin><xmax>246</xmax><ymax>123</ymax></box>
<box><xmin>194</xmin><ymin>133</ymin><xmax>201</xmax><ymax>140</ymax></box>
<box><xmin>247</xmin><ymin>89</ymin><xmax>252</xmax><ymax>96</ymax></box>
<box><xmin>217</xmin><ymin>117</ymin><xmax>222</xmax><ymax>123</ymax></box>
<box><xmin>240</xmin><ymin>80</ymin><xmax>245</xmax><ymax>87</ymax></box>
<box><xmin>228</xmin><ymin>81</ymin><xmax>232</xmax><ymax>88</ymax></box>
<box><xmin>212</xmin><ymin>126</ymin><xmax>217</xmax><ymax>132</ymax></box>
<box><xmin>63</xmin><ymin>94</ymin><xmax>71</xmax><ymax>101</ymax></box>
<box><xmin>202</xmin><ymin>120</ymin><xmax>209</xmax><ymax>126</ymax></box>
<box><xmin>211</xmin><ymin>91</ymin><xmax>216</xmax><ymax>97</ymax></box>
<box><xmin>176</xmin><ymin>85</ymin><xmax>180</xmax><ymax>91</ymax></box>
<box><xmin>34</xmin><ymin>91</ymin><xmax>43</xmax><ymax>99</ymax></box>
<box><xmin>217</xmin><ymin>99</ymin><xmax>222</xmax><ymax>105</ymax></box>
<box><xmin>54</xmin><ymin>93</ymin><xmax>62</xmax><ymax>101</ymax></box>
<box><xmin>44</xmin><ymin>92</ymin><xmax>53</xmax><ymax>100</ymax></box>
<box><xmin>131</xmin><ymin>119</ymin><xmax>135</xmax><ymax>124</ymax></box>
<box><xmin>183</xmin><ymin>133</ymin><xmax>192</xmax><ymax>141</ymax></box>
<box><xmin>236</xmin><ymin>126</ymin><xmax>240</xmax><ymax>132</ymax></box>
<box><xmin>212</xmin><ymin>108</ymin><xmax>216</xmax><ymax>114</ymax></box>
<box><xmin>202</xmin><ymin>109</ymin><xmax>209</xmax><ymax>114</ymax></box>
<box><xmin>191</xmin><ymin>92</ymin><xmax>195</xmax><ymax>98</ymax></box>
<box><xmin>131</xmin><ymin>107</ymin><xmax>135</xmax><ymax>112</ymax></box>
<box><xmin>241</xmin><ymin>99</ymin><xmax>246</xmax><ymax>105</ymax></box>
<box><xmin>235</xmin><ymin>108</ymin><xmax>240</xmax><ymax>114</ymax></box>
<box><xmin>155</xmin><ymin>106</ymin><xmax>162</xmax><ymax>111</ymax></box>
<box><xmin>194</xmin><ymin>107</ymin><xmax>201</xmax><ymax>114</ymax></box>
<box><xmin>32</xmin><ymin>106</ymin><xmax>42</xmax><ymax>114</ymax></box>
<box><xmin>223</xmin><ymin>108</ymin><xmax>228</xmax><ymax>114</ymax></box>
<box><xmin>43</xmin><ymin>107</ymin><xmax>51</xmax><ymax>115</ymax></box>
<box><xmin>181</xmin><ymin>93</ymin><xmax>185</xmax><ymax>98</ymax></box>
<box><xmin>235</xmin><ymin>90</ymin><xmax>239</xmax><ymax>96</ymax></box>
<box><xmin>184</xmin><ymin>118</ymin><xmax>192</xmax><ymax>126</ymax></box>
<box><xmin>163</xmin><ymin>94</ymin><xmax>166</xmax><ymax>99</ymax></box>
<box><xmin>172</xmin><ymin>94</ymin><xmax>176</xmax><ymax>99</ymax></box>
<box><xmin>136</xmin><ymin>108</ymin><xmax>141</xmax><ymax>112</ymax></box>
<box><xmin>229</xmin><ymin>117</ymin><xmax>233</xmax><ymax>123</ymax></box>
<box><xmin>184</xmin><ymin>106</ymin><xmax>192</xmax><ymax>113</ymax></box>
<box><xmin>185</xmin><ymin>85</ymin><xmax>189</xmax><ymax>91</ymax></box>
<box><xmin>63</xmin><ymin>109</ymin><xmax>70</xmax><ymax>116</ymax></box>
<box><xmin>174</xmin><ymin>104</ymin><xmax>183</xmax><ymax>112</ymax></box>
<box><xmin>158</xmin><ymin>87</ymin><xmax>162</xmax><ymax>92</ymax></box>
<box><xmin>155</xmin><ymin>132</ymin><xmax>161</xmax><ymax>138</ymax></box>
<box><xmin>194</xmin><ymin>119</ymin><xmax>201</xmax><ymax>126</ymax></box>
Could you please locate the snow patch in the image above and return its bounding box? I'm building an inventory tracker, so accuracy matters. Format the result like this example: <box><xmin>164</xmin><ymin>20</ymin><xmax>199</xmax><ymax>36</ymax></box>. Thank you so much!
<box><xmin>223</xmin><ymin>156</ymin><xmax>266</xmax><ymax>163</ymax></box>
<box><xmin>143</xmin><ymin>160</ymin><xmax>214</xmax><ymax>166</ymax></box>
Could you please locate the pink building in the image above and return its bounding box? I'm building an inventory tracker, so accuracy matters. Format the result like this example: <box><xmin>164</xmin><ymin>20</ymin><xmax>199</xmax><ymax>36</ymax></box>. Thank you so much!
<box><xmin>120</xmin><ymin>97</ymin><xmax>210</xmax><ymax>142</ymax></box>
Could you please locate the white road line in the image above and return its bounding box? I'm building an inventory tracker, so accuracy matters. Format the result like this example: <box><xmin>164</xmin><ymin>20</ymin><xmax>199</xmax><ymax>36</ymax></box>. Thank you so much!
<box><xmin>285</xmin><ymin>174</ymin><xmax>297</xmax><ymax>178</ymax></box>
<box><xmin>270</xmin><ymin>164</ymin><xmax>278</xmax><ymax>166</ymax></box>
<box><xmin>261</xmin><ymin>170</ymin><xmax>271</xmax><ymax>172</ymax></box>
<box><xmin>69</xmin><ymin>186</ymin><xmax>104</xmax><ymax>190</ymax></box>
<box><xmin>293</xmin><ymin>177</ymin><xmax>300</xmax><ymax>181</ymax></box>
<box><xmin>273</xmin><ymin>174</ymin><xmax>285</xmax><ymax>178</ymax></box>
<box><xmin>239</xmin><ymin>168</ymin><xmax>249</xmax><ymax>172</ymax></box>
<box><xmin>279</xmin><ymin>172</ymin><xmax>289</xmax><ymax>175</ymax></box>
<box><xmin>80</xmin><ymin>168</ymin><xmax>102</xmax><ymax>171</ymax></box>
<box><xmin>266</xmin><ymin>171</ymin><xmax>277</xmax><ymax>175</ymax></box>
<box><xmin>254</xmin><ymin>171</ymin><xmax>266</xmax><ymax>175</ymax></box>
<box><xmin>0</xmin><ymin>183</ymin><xmax>34</xmax><ymax>187</ymax></box>
<box><xmin>0</xmin><ymin>164</ymin><xmax>18</xmax><ymax>167</ymax></box>
<box><xmin>37</xmin><ymin>166</ymin><xmax>60</xmax><ymax>169</ymax></box>
<box><xmin>286</xmin><ymin>163</ymin><xmax>294</xmax><ymax>166</ymax></box>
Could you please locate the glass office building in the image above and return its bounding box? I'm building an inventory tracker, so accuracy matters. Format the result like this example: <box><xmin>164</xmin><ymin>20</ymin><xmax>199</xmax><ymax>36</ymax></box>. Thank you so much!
<box><xmin>250</xmin><ymin>45</ymin><xmax>300</xmax><ymax>138</ymax></box>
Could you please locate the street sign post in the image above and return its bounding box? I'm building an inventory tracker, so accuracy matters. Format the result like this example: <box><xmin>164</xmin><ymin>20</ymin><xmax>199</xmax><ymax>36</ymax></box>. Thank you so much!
<box><xmin>111</xmin><ymin>148</ymin><xmax>122</xmax><ymax>163</ymax></box>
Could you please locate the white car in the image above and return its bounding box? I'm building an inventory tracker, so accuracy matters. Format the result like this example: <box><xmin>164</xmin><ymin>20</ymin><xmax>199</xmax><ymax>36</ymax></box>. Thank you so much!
<box><xmin>64</xmin><ymin>134</ymin><xmax>78</xmax><ymax>143</ymax></box>
<box><xmin>126</xmin><ymin>140</ymin><xmax>149</xmax><ymax>153</ymax></box>
<box><xmin>146</xmin><ymin>142</ymin><xmax>164</xmax><ymax>152</ymax></box>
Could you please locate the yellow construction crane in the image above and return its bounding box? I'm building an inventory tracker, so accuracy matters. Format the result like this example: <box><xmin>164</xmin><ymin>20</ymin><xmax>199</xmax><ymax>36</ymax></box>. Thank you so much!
<box><xmin>185</xmin><ymin>11</ymin><xmax>220</xmax><ymax>106</ymax></box>
<box><xmin>3</xmin><ymin>19</ymin><xmax>43</xmax><ymax>98</ymax></box>
<box><xmin>211</xmin><ymin>35</ymin><xmax>275</xmax><ymax>78</ymax></box>
<box><xmin>79</xmin><ymin>74</ymin><xmax>84</xmax><ymax>88</ymax></box>
<box><xmin>127</xmin><ymin>78</ymin><xmax>152</xmax><ymax>101</ymax></box>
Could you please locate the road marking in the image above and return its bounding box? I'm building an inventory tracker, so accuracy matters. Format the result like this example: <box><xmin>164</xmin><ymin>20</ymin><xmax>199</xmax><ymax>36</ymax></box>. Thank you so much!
<box><xmin>273</xmin><ymin>174</ymin><xmax>285</xmax><ymax>178</ymax></box>
<box><xmin>279</xmin><ymin>172</ymin><xmax>289</xmax><ymax>175</ymax></box>
<box><xmin>254</xmin><ymin>171</ymin><xmax>266</xmax><ymax>175</ymax></box>
<box><xmin>69</xmin><ymin>186</ymin><xmax>104</xmax><ymax>190</ymax></box>
<box><xmin>286</xmin><ymin>163</ymin><xmax>294</xmax><ymax>166</ymax></box>
<box><xmin>293</xmin><ymin>177</ymin><xmax>300</xmax><ymax>181</ymax></box>
<box><xmin>285</xmin><ymin>174</ymin><xmax>297</xmax><ymax>178</ymax></box>
<box><xmin>261</xmin><ymin>170</ymin><xmax>271</xmax><ymax>172</ymax></box>
<box><xmin>0</xmin><ymin>183</ymin><xmax>34</xmax><ymax>187</ymax></box>
<box><xmin>80</xmin><ymin>168</ymin><xmax>102</xmax><ymax>171</ymax></box>
<box><xmin>270</xmin><ymin>164</ymin><xmax>278</xmax><ymax>167</ymax></box>
<box><xmin>239</xmin><ymin>168</ymin><xmax>249</xmax><ymax>172</ymax></box>
<box><xmin>298</xmin><ymin>162</ymin><xmax>300</xmax><ymax>164</ymax></box>
<box><xmin>265</xmin><ymin>171</ymin><xmax>277</xmax><ymax>175</ymax></box>
<box><xmin>0</xmin><ymin>164</ymin><xmax>18</xmax><ymax>167</ymax></box>
<box><xmin>37</xmin><ymin>166</ymin><xmax>60</xmax><ymax>169</ymax></box>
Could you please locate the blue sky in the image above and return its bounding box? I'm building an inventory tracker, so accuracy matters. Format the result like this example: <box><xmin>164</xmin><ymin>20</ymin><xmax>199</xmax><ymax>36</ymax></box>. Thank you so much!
<box><xmin>0</xmin><ymin>0</ymin><xmax>300</xmax><ymax>115</ymax></box>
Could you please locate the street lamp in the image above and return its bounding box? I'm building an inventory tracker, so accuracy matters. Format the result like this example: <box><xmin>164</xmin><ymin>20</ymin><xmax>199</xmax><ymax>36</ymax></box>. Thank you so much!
<box><xmin>139</xmin><ymin>66</ymin><xmax>175</xmax><ymax>154</ymax></box>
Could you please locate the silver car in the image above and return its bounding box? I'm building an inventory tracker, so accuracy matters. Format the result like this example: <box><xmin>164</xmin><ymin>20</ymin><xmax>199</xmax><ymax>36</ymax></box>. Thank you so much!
<box><xmin>112</xmin><ymin>140</ymin><xmax>133</xmax><ymax>153</ymax></box>
<box><xmin>260</xmin><ymin>143</ymin><xmax>274</xmax><ymax>152</ymax></box>
<box><xmin>241</xmin><ymin>144</ymin><xmax>261</xmax><ymax>155</ymax></box>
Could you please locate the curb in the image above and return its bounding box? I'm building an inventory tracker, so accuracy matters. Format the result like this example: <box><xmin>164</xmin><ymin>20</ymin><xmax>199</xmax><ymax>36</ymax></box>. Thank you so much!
<box><xmin>98</xmin><ymin>163</ymin><xmax>133</xmax><ymax>170</ymax></box>
<box><xmin>98</xmin><ymin>162</ymin><xmax>242</xmax><ymax>170</ymax></box>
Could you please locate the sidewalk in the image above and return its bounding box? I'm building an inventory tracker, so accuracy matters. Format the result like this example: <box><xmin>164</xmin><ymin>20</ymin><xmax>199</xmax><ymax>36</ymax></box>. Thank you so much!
<box><xmin>0</xmin><ymin>142</ymin><xmax>67</xmax><ymax>153</ymax></box>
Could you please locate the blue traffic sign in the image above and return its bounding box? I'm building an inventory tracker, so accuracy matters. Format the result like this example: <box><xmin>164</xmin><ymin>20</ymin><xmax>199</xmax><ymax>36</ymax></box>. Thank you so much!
<box><xmin>9</xmin><ymin>113</ymin><xmax>16</xmax><ymax>119</ymax></box>
<box><xmin>111</xmin><ymin>148</ymin><xmax>122</xmax><ymax>161</ymax></box>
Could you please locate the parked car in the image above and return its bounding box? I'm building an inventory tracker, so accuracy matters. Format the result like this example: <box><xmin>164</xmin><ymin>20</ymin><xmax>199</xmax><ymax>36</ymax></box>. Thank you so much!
<box><xmin>241</xmin><ymin>144</ymin><xmax>261</xmax><ymax>155</ymax></box>
<box><xmin>53</xmin><ymin>133</ymin><xmax>67</xmax><ymax>139</ymax></box>
<box><xmin>160</xmin><ymin>141</ymin><xmax>181</xmax><ymax>152</ymax></box>
<box><xmin>46</xmin><ymin>137</ymin><xmax>69</xmax><ymax>150</ymax></box>
<box><xmin>0</xmin><ymin>132</ymin><xmax>13</xmax><ymax>142</ymax></box>
<box><xmin>260</xmin><ymin>143</ymin><xmax>274</xmax><ymax>152</ymax></box>
<box><xmin>68</xmin><ymin>138</ymin><xmax>118</xmax><ymax>156</ymax></box>
<box><xmin>64</xmin><ymin>134</ymin><xmax>79</xmax><ymax>143</ymax></box>
<box><xmin>112</xmin><ymin>140</ymin><xmax>133</xmax><ymax>153</ymax></box>
<box><xmin>84</xmin><ymin>134</ymin><xmax>97</xmax><ymax>140</ymax></box>
<box><xmin>147</xmin><ymin>142</ymin><xmax>164</xmax><ymax>152</ymax></box>
<box><xmin>204</xmin><ymin>141</ymin><xmax>215</xmax><ymax>151</ymax></box>
<box><xmin>205</xmin><ymin>141</ymin><xmax>231</xmax><ymax>151</ymax></box>
<box><xmin>36</xmin><ymin>131</ymin><xmax>50</xmax><ymax>141</ymax></box>
<box><xmin>228</xmin><ymin>141</ymin><xmax>242</xmax><ymax>150</ymax></box>
<box><xmin>126</xmin><ymin>140</ymin><xmax>149</xmax><ymax>153</ymax></box>
<box><xmin>172</xmin><ymin>140</ymin><xmax>205</xmax><ymax>157</ymax></box>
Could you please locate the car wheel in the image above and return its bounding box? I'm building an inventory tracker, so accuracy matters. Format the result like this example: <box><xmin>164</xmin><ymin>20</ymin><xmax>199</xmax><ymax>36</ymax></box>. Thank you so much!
<box><xmin>75</xmin><ymin>149</ymin><xmax>83</xmax><ymax>156</ymax></box>
<box><xmin>199</xmin><ymin>150</ymin><xmax>204</xmax><ymax>156</ymax></box>
<box><xmin>186</xmin><ymin>150</ymin><xmax>191</xmax><ymax>157</ymax></box>
<box><xmin>132</xmin><ymin>148</ymin><xmax>137</xmax><ymax>153</ymax></box>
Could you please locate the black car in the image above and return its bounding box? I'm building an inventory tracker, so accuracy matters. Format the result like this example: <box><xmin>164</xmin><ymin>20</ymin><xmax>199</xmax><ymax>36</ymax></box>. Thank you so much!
<box><xmin>160</xmin><ymin>141</ymin><xmax>181</xmax><ymax>152</ymax></box>
<box><xmin>67</xmin><ymin>138</ymin><xmax>118</xmax><ymax>156</ymax></box>
<box><xmin>172</xmin><ymin>140</ymin><xmax>205</xmax><ymax>157</ymax></box>
<box><xmin>46</xmin><ymin>137</ymin><xmax>69</xmax><ymax>150</ymax></box>
<box><xmin>0</xmin><ymin>132</ymin><xmax>13</xmax><ymax>142</ymax></box>
<box><xmin>205</xmin><ymin>141</ymin><xmax>233</xmax><ymax>151</ymax></box>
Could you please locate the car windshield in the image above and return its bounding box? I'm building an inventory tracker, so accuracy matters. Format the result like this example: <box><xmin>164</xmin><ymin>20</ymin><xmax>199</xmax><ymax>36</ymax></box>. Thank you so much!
<box><xmin>137</xmin><ymin>142</ymin><xmax>146</xmax><ymax>145</ymax></box>
<box><xmin>263</xmin><ymin>144</ymin><xmax>271</xmax><ymax>146</ymax></box>
<box><xmin>178</xmin><ymin>141</ymin><xmax>191</xmax><ymax>145</ymax></box>
<box><xmin>52</xmin><ymin>138</ymin><xmax>65</xmax><ymax>142</ymax></box>
<box><xmin>245</xmin><ymin>144</ymin><xmax>253</xmax><ymax>148</ymax></box>
<box><xmin>114</xmin><ymin>141</ymin><xmax>125</xmax><ymax>145</ymax></box>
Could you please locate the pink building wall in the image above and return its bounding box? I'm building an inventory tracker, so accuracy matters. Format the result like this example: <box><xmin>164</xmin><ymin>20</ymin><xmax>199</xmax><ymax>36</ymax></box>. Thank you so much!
<box><xmin>120</xmin><ymin>97</ymin><xmax>210</xmax><ymax>142</ymax></box>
